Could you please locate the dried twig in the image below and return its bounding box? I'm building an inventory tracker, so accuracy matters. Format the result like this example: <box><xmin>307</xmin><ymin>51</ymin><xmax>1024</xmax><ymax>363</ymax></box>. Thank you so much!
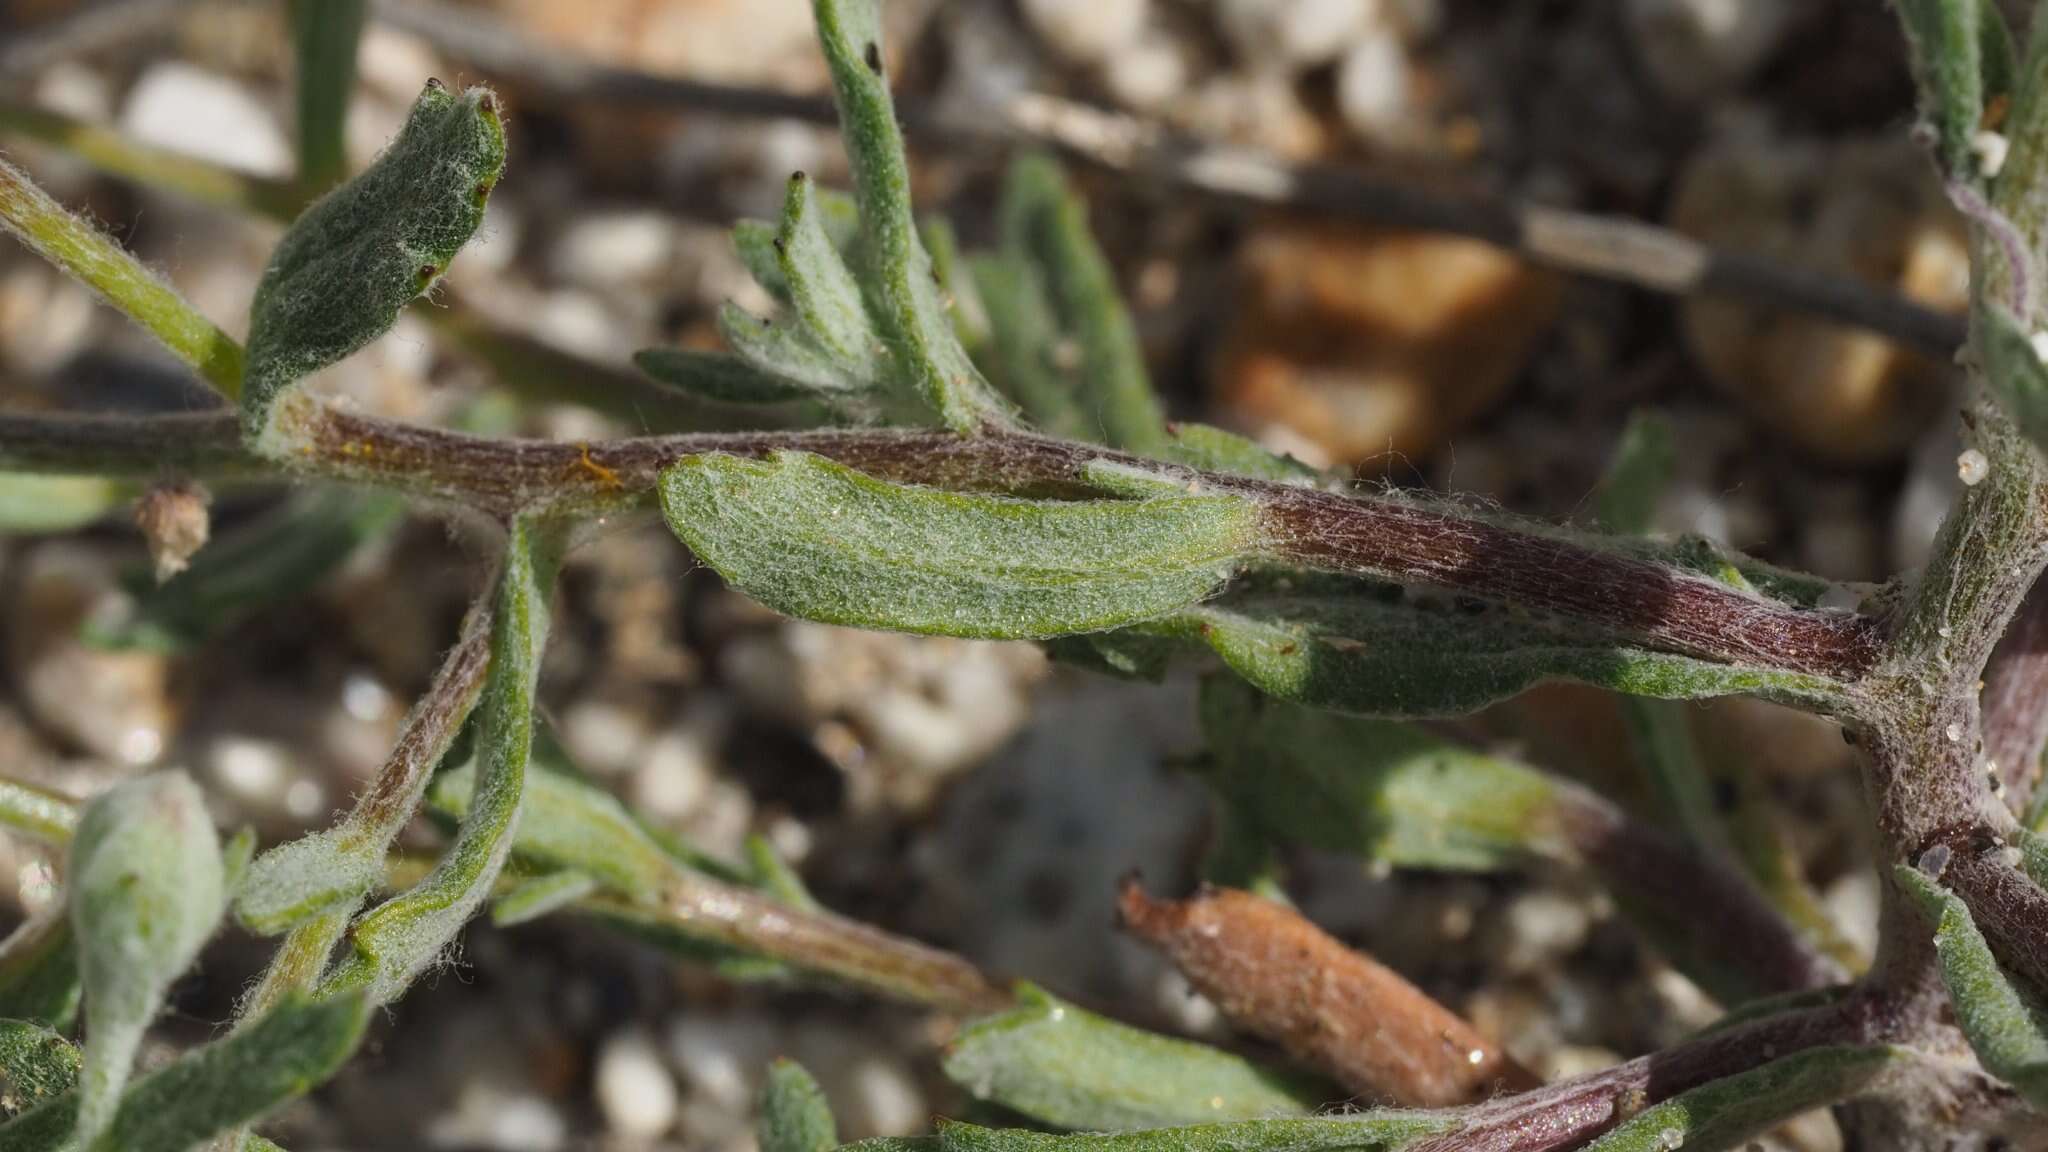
<box><xmin>373</xmin><ymin>0</ymin><xmax>1965</xmax><ymax>358</ymax></box>
<box><xmin>1117</xmin><ymin>881</ymin><xmax>1538</xmax><ymax>1107</ymax></box>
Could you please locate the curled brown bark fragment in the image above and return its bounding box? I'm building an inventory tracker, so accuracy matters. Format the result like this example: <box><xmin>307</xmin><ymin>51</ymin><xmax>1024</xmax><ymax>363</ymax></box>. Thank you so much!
<box><xmin>1116</xmin><ymin>879</ymin><xmax>1539</xmax><ymax>1107</ymax></box>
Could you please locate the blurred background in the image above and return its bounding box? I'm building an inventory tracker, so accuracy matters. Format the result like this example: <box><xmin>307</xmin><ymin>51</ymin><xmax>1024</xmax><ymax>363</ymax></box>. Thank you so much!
<box><xmin>0</xmin><ymin>1</ymin><xmax>1970</xmax><ymax>1148</ymax></box>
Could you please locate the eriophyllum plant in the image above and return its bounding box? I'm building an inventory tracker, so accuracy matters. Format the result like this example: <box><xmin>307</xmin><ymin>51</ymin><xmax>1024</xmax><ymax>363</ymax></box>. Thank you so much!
<box><xmin>2</xmin><ymin>1</ymin><xmax>2048</xmax><ymax>1150</ymax></box>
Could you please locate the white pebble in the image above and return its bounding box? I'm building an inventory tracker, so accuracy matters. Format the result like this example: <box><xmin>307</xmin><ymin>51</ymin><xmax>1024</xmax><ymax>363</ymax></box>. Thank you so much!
<box><xmin>1219</xmin><ymin>0</ymin><xmax>1373</xmax><ymax>70</ymax></box>
<box><xmin>631</xmin><ymin>728</ymin><xmax>713</xmax><ymax>821</ymax></box>
<box><xmin>1957</xmin><ymin>448</ymin><xmax>1990</xmax><ymax>487</ymax></box>
<box><xmin>845</xmin><ymin>1056</ymin><xmax>926</xmax><ymax>1138</ymax></box>
<box><xmin>120</xmin><ymin>63</ymin><xmax>291</xmax><ymax>176</ymax></box>
<box><xmin>1336</xmin><ymin>30</ymin><xmax>1413</xmax><ymax>147</ymax></box>
<box><xmin>596</xmin><ymin>1031</ymin><xmax>680</xmax><ymax>1140</ymax></box>
<box><xmin>1020</xmin><ymin>0</ymin><xmax>1150</xmax><ymax>65</ymax></box>
<box><xmin>1105</xmin><ymin>35</ymin><xmax>1189</xmax><ymax>111</ymax></box>
<box><xmin>549</xmin><ymin>211</ymin><xmax>677</xmax><ymax>288</ymax></box>
<box><xmin>2029</xmin><ymin>330</ymin><xmax>2048</xmax><ymax>366</ymax></box>
<box><xmin>561</xmin><ymin>700</ymin><xmax>650</xmax><ymax>779</ymax></box>
<box><xmin>209</xmin><ymin>736</ymin><xmax>289</xmax><ymax>803</ymax></box>
<box><xmin>1973</xmin><ymin>130</ymin><xmax>2011</xmax><ymax>178</ymax></box>
<box><xmin>667</xmin><ymin>1017</ymin><xmax>772</xmax><ymax>1112</ymax></box>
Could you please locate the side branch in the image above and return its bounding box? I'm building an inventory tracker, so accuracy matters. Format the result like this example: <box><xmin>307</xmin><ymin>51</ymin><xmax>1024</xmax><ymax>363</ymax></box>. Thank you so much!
<box><xmin>0</xmin><ymin>403</ymin><xmax>1885</xmax><ymax>680</ymax></box>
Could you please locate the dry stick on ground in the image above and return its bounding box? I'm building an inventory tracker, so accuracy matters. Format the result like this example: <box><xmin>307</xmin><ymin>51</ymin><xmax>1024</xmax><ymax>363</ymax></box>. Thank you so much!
<box><xmin>372</xmin><ymin>0</ymin><xmax>1966</xmax><ymax>359</ymax></box>
<box><xmin>1118</xmin><ymin>881</ymin><xmax>1538</xmax><ymax>1108</ymax></box>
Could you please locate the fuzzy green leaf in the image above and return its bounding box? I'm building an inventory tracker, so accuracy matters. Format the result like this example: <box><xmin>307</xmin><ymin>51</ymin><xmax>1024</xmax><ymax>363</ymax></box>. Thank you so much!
<box><xmin>634</xmin><ymin>348</ymin><xmax>820</xmax><ymax>406</ymax></box>
<box><xmin>1897</xmin><ymin>864</ymin><xmax>2048</xmax><ymax>1107</ymax></box>
<box><xmin>660</xmin><ymin>451</ymin><xmax>1262</xmax><ymax>640</ymax></box>
<box><xmin>810</xmin><ymin>0</ymin><xmax>1011</xmax><ymax>433</ymax></box>
<box><xmin>427</xmin><ymin>754</ymin><xmax>678</xmax><ymax>903</ymax></box>
<box><xmin>1156</xmin><ymin>425</ymin><xmax>1321</xmax><ymax>485</ymax></box>
<box><xmin>1596</xmin><ymin>411</ymin><xmax>1675</xmax><ymax>535</ymax></box>
<box><xmin>1977</xmin><ymin>302</ymin><xmax>2048</xmax><ymax>454</ymax></box>
<box><xmin>322</xmin><ymin>518</ymin><xmax>559</xmax><ymax>1007</ymax></box>
<box><xmin>926</xmin><ymin>1113</ymin><xmax>1452</xmax><ymax>1152</ymax></box>
<box><xmin>715</xmin><ymin>301</ymin><xmax>877</xmax><ymax>409</ymax></box>
<box><xmin>0</xmin><ymin>1021</ymin><xmax>77</xmax><ymax>1118</ymax></box>
<box><xmin>289</xmin><ymin>0</ymin><xmax>365</xmax><ymax>194</ymax></box>
<box><xmin>68</xmin><ymin>771</ymin><xmax>225</xmax><ymax>1147</ymax></box>
<box><xmin>243</xmin><ymin>80</ymin><xmax>504</xmax><ymax>444</ymax></box>
<box><xmin>0</xmin><ymin>917</ymin><xmax>79</xmax><ymax>1032</ymax></box>
<box><xmin>944</xmin><ymin>984</ymin><xmax>1324</xmax><ymax>1131</ymax></box>
<box><xmin>779</xmin><ymin>173</ymin><xmax>881</xmax><ymax>370</ymax></box>
<box><xmin>1578</xmin><ymin>1046</ymin><xmax>1903</xmax><ymax>1152</ymax></box>
<box><xmin>1897</xmin><ymin>0</ymin><xmax>1987</xmax><ymax>177</ymax></box>
<box><xmin>997</xmin><ymin>153</ymin><xmax>1166</xmax><ymax>451</ymax></box>
<box><xmin>761</xmin><ymin>1059</ymin><xmax>838</xmax><ymax>1152</ymax></box>
<box><xmin>969</xmin><ymin>252</ymin><xmax>1090</xmax><ymax>439</ymax></box>
<box><xmin>490</xmin><ymin>869</ymin><xmax>599</xmax><ymax>927</ymax></box>
<box><xmin>91</xmin><ymin>489</ymin><xmax>405</xmax><ymax>653</ymax></box>
<box><xmin>746</xmin><ymin>835</ymin><xmax>819</xmax><ymax>911</ymax></box>
<box><xmin>1196</xmin><ymin>676</ymin><xmax>1568</xmax><ymax>871</ymax></box>
<box><xmin>0</xmin><ymin>991</ymin><xmax>368</xmax><ymax>1152</ymax></box>
<box><xmin>1169</xmin><ymin>591</ymin><xmax>1844</xmax><ymax>718</ymax></box>
<box><xmin>0</xmin><ymin>475</ymin><xmax>134</xmax><ymax>535</ymax></box>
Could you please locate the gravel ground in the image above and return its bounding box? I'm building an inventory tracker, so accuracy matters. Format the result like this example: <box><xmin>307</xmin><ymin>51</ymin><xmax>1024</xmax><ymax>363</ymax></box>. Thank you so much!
<box><xmin>0</xmin><ymin>1</ymin><xmax>1961</xmax><ymax>1149</ymax></box>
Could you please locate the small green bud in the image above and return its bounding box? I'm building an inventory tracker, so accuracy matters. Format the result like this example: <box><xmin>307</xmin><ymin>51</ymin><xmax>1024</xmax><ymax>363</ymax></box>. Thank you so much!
<box><xmin>68</xmin><ymin>771</ymin><xmax>224</xmax><ymax>1147</ymax></box>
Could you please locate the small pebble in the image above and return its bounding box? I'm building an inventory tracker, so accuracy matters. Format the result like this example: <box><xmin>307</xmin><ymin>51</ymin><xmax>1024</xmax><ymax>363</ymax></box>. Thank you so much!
<box><xmin>596</xmin><ymin>1030</ymin><xmax>680</xmax><ymax>1140</ymax></box>
<box><xmin>1019</xmin><ymin>0</ymin><xmax>1150</xmax><ymax>65</ymax></box>
<box><xmin>120</xmin><ymin>62</ymin><xmax>291</xmax><ymax>176</ymax></box>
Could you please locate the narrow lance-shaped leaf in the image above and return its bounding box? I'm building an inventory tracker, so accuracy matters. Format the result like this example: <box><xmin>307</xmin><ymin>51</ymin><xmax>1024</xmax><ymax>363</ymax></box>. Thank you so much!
<box><xmin>427</xmin><ymin>755</ymin><xmax>677</xmax><ymax>903</ymax></box>
<box><xmin>1577</xmin><ymin>1045</ymin><xmax>1904</xmax><ymax>1152</ymax></box>
<box><xmin>761</xmin><ymin>1059</ymin><xmax>837</xmax><ymax>1152</ymax></box>
<box><xmin>243</xmin><ymin>79</ymin><xmax>504</xmax><ymax>446</ymax></box>
<box><xmin>943</xmin><ymin>983</ymin><xmax>1327</xmax><ymax>1131</ymax></box>
<box><xmin>289</xmin><ymin>0</ymin><xmax>365</xmax><ymax>195</ymax></box>
<box><xmin>0</xmin><ymin>991</ymin><xmax>369</xmax><ymax>1152</ymax></box>
<box><xmin>67</xmin><ymin>771</ymin><xmax>224</xmax><ymax>1147</ymax></box>
<box><xmin>1896</xmin><ymin>863</ymin><xmax>2048</xmax><ymax>1107</ymax></box>
<box><xmin>968</xmin><ymin>252</ymin><xmax>1090</xmax><ymax>440</ymax></box>
<box><xmin>0</xmin><ymin>156</ymin><xmax>243</xmax><ymax>397</ymax></box>
<box><xmin>923</xmin><ymin>1112</ymin><xmax>1454</xmax><ymax>1152</ymax></box>
<box><xmin>0</xmin><ymin>1020</ymin><xmax>78</xmax><ymax>1118</ymax></box>
<box><xmin>1976</xmin><ymin>301</ymin><xmax>2048</xmax><ymax>456</ymax></box>
<box><xmin>322</xmin><ymin>518</ymin><xmax>559</xmax><ymax>1006</ymax></box>
<box><xmin>90</xmin><ymin>488</ymin><xmax>406</xmax><ymax>653</ymax></box>
<box><xmin>661</xmin><ymin>452</ymin><xmax>1262</xmax><ymax>640</ymax></box>
<box><xmin>490</xmin><ymin>869</ymin><xmax>600</xmax><ymax>927</ymax></box>
<box><xmin>810</xmin><ymin>0</ymin><xmax>1012</xmax><ymax>432</ymax></box>
<box><xmin>0</xmin><ymin>475</ymin><xmax>134</xmax><ymax>535</ymax></box>
<box><xmin>1896</xmin><ymin>0</ymin><xmax>1987</xmax><ymax>178</ymax></box>
<box><xmin>998</xmin><ymin>153</ymin><xmax>1167</xmax><ymax>452</ymax></box>
<box><xmin>0</xmin><ymin>916</ymin><xmax>79</xmax><ymax>1031</ymax></box>
<box><xmin>1167</xmin><ymin>587</ymin><xmax>1846</xmax><ymax>719</ymax></box>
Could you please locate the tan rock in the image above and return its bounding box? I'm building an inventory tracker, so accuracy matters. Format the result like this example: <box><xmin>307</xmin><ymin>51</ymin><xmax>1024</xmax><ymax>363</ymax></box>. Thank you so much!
<box><xmin>1671</xmin><ymin>121</ymin><xmax>1966</xmax><ymax>464</ymax></box>
<box><xmin>1217</xmin><ymin>224</ymin><xmax>1562</xmax><ymax>467</ymax></box>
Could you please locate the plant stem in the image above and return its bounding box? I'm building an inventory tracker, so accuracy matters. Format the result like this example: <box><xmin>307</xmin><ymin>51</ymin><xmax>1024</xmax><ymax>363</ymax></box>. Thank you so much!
<box><xmin>0</xmin><ymin>401</ymin><xmax>1885</xmax><ymax>681</ymax></box>
<box><xmin>289</xmin><ymin>0</ymin><xmax>365</xmax><ymax>197</ymax></box>
<box><xmin>0</xmin><ymin>103</ymin><xmax>304</xmax><ymax>220</ymax></box>
<box><xmin>0</xmin><ymin>776</ymin><xmax>79</xmax><ymax>847</ymax></box>
<box><xmin>0</xmin><ymin>155</ymin><xmax>244</xmax><ymax>398</ymax></box>
<box><xmin>1980</xmin><ymin>576</ymin><xmax>2048</xmax><ymax>815</ymax></box>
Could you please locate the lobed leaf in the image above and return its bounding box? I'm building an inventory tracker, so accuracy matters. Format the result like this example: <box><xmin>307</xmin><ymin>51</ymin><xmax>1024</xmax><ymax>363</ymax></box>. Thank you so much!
<box><xmin>924</xmin><ymin>1113</ymin><xmax>1452</xmax><ymax>1152</ymax></box>
<box><xmin>1896</xmin><ymin>864</ymin><xmax>2048</xmax><ymax>1107</ymax></box>
<box><xmin>1196</xmin><ymin>675</ymin><xmax>1566</xmax><ymax>872</ymax></box>
<box><xmin>91</xmin><ymin>488</ymin><xmax>405</xmax><ymax>653</ymax></box>
<box><xmin>761</xmin><ymin>1059</ymin><xmax>838</xmax><ymax>1152</ymax></box>
<box><xmin>321</xmin><ymin>518</ymin><xmax>559</xmax><ymax>1006</ymax></box>
<box><xmin>0</xmin><ymin>1020</ymin><xmax>77</xmax><ymax>1118</ymax></box>
<box><xmin>660</xmin><ymin>451</ymin><xmax>1262</xmax><ymax>640</ymax></box>
<box><xmin>243</xmin><ymin>80</ymin><xmax>504</xmax><ymax>445</ymax></box>
<box><xmin>809</xmin><ymin>0</ymin><xmax>1012</xmax><ymax>433</ymax></box>
<box><xmin>0</xmin><ymin>991</ymin><xmax>369</xmax><ymax>1152</ymax></box>
<box><xmin>1168</xmin><ymin>591</ymin><xmax>1845</xmax><ymax>719</ymax></box>
<box><xmin>67</xmin><ymin>771</ymin><xmax>224</xmax><ymax>1147</ymax></box>
<box><xmin>1577</xmin><ymin>1046</ymin><xmax>1904</xmax><ymax>1152</ymax></box>
<box><xmin>943</xmin><ymin>984</ymin><xmax>1325</xmax><ymax>1131</ymax></box>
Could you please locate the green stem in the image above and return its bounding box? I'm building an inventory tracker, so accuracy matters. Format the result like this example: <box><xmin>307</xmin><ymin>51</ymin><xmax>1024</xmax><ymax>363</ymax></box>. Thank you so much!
<box><xmin>0</xmin><ymin>155</ymin><xmax>245</xmax><ymax>399</ymax></box>
<box><xmin>290</xmin><ymin>0</ymin><xmax>366</xmax><ymax>197</ymax></box>
<box><xmin>0</xmin><ymin>777</ymin><xmax>79</xmax><ymax>847</ymax></box>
